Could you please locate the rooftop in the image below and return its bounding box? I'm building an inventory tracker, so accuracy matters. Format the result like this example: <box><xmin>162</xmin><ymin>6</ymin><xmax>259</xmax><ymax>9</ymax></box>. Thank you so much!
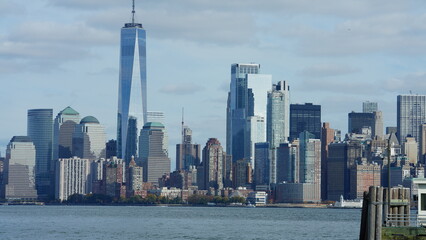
<box><xmin>80</xmin><ymin>116</ymin><xmax>100</xmax><ymax>124</ymax></box>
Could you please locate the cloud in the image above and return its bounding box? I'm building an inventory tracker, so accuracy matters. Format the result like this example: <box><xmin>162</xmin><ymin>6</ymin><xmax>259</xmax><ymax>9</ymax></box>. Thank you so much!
<box><xmin>159</xmin><ymin>83</ymin><xmax>205</xmax><ymax>95</ymax></box>
<box><xmin>299</xmin><ymin>64</ymin><xmax>359</xmax><ymax>78</ymax></box>
<box><xmin>383</xmin><ymin>72</ymin><xmax>426</xmax><ymax>93</ymax></box>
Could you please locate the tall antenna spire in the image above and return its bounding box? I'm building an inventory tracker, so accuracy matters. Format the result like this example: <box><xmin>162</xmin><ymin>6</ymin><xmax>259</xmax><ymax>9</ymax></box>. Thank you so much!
<box><xmin>181</xmin><ymin>107</ymin><xmax>185</xmax><ymax>144</ymax></box>
<box><xmin>132</xmin><ymin>0</ymin><xmax>135</xmax><ymax>24</ymax></box>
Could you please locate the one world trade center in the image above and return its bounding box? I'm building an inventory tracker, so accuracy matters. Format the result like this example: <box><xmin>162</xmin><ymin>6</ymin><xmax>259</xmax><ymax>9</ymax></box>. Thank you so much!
<box><xmin>117</xmin><ymin>1</ymin><xmax>147</xmax><ymax>164</ymax></box>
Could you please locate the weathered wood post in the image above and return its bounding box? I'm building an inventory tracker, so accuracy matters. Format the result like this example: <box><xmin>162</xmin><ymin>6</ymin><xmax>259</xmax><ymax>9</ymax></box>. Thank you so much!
<box><xmin>375</xmin><ymin>187</ymin><xmax>383</xmax><ymax>240</ymax></box>
<box><xmin>383</xmin><ymin>187</ymin><xmax>388</xmax><ymax>227</ymax></box>
<box><xmin>368</xmin><ymin>186</ymin><xmax>377</xmax><ymax>240</ymax></box>
<box><xmin>360</xmin><ymin>191</ymin><xmax>369</xmax><ymax>240</ymax></box>
<box><xmin>404</xmin><ymin>188</ymin><xmax>410</xmax><ymax>226</ymax></box>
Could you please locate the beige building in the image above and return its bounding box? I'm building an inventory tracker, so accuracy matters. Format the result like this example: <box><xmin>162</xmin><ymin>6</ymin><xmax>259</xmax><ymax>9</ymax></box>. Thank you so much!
<box><xmin>404</xmin><ymin>137</ymin><xmax>418</xmax><ymax>164</ymax></box>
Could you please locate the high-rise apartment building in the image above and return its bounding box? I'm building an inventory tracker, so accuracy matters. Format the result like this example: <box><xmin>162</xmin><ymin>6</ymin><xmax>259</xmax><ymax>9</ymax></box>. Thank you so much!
<box><xmin>397</xmin><ymin>95</ymin><xmax>426</xmax><ymax>144</ymax></box>
<box><xmin>27</xmin><ymin>109</ymin><xmax>53</xmax><ymax>199</ymax></box>
<box><xmin>321</xmin><ymin>122</ymin><xmax>334</xmax><ymax>200</ymax></box>
<box><xmin>289</xmin><ymin>103</ymin><xmax>321</xmax><ymax>141</ymax></box>
<box><xmin>126</xmin><ymin>157</ymin><xmax>143</xmax><ymax>197</ymax></box>
<box><xmin>2</xmin><ymin>136</ymin><xmax>37</xmax><ymax>200</ymax></box>
<box><xmin>363</xmin><ymin>101</ymin><xmax>378</xmax><ymax>113</ymax></box>
<box><xmin>72</xmin><ymin>116</ymin><xmax>106</xmax><ymax>160</ymax></box>
<box><xmin>348</xmin><ymin>111</ymin><xmax>383</xmax><ymax>139</ymax></box>
<box><xmin>56</xmin><ymin>157</ymin><xmax>92</xmax><ymax>201</ymax></box>
<box><xmin>201</xmin><ymin>138</ymin><xmax>224</xmax><ymax>190</ymax></box>
<box><xmin>139</xmin><ymin>122</ymin><xmax>170</xmax><ymax>184</ymax></box>
<box><xmin>176</xmin><ymin>126</ymin><xmax>201</xmax><ymax>171</ymax></box>
<box><xmin>350</xmin><ymin>163</ymin><xmax>381</xmax><ymax>199</ymax></box>
<box><xmin>117</xmin><ymin>3</ymin><xmax>147</xmax><ymax>164</ymax></box>
<box><xmin>53</xmin><ymin>107</ymin><xmax>80</xmax><ymax>160</ymax></box>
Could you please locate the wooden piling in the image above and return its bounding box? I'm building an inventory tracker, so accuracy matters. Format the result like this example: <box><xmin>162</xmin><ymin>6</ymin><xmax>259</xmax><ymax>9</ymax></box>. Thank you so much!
<box><xmin>360</xmin><ymin>191</ymin><xmax>369</xmax><ymax>240</ymax></box>
<box><xmin>368</xmin><ymin>186</ymin><xmax>377</xmax><ymax>240</ymax></box>
<box><xmin>398</xmin><ymin>188</ymin><xmax>405</xmax><ymax>226</ymax></box>
<box><xmin>404</xmin><ymin>188</ymin><xmax>410</xmax><ymax>226</ymax></box>
<box><xmin>383</xmin><ymin>187</ymin><xmax>388</xmax><ymax>226</ymax></box>
<box><xmin>375</xmin><ymin>187</ymin><xmax>383</xmax><ymax>240</ymax></box>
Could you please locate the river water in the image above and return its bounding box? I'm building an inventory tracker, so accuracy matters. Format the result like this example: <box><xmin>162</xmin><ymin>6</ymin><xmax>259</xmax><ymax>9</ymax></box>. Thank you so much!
<box><xmin>0</xmin><ymin>205</ymin><xmax>360</xmax><ymax>240</ymax></box>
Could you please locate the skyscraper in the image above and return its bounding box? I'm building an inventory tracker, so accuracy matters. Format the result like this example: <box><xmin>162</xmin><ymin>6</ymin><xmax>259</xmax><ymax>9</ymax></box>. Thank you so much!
<box><xmin>117</xmin><ymin>2</ymin><xmax>147</xmax><ymax>164</ymax></box>
<box><xmin>397</xmin><ymin>95</ymin><xmax>426</xmax><ymax>144</ymax></box>
<box><xmin>363</xmin><ymin>101</ymin><xmax>378</xmax><ymax>113</ymax></box>
<box><xmin>139</xmin><ymin>122</ymin><xmax>170</xmax><ymax>183</ymax></box>
<box><xmin>267</xmin><ymin>81</ymin><xmax>290</xmax><ymax>148</ymax></box>
<box><xmin>348</xmin><ymin>111</ymin><xmax>383</xmax><ymax>139</ymax></box>
<box><xmin>202</xmin><ymin>138</ymin><xmax>224</xmax><ymax>190</ymax></box>
<box><xmin>27</xmin><ymin>108</ymin><xmax>53</xmax><ymax>199</ymax></box>
<box><xmin>53</xmin><ymin>106</ymin><xmax>80</xmax><ymax>160</ymax></box>
<box><xmin>289</xmin><ymin>103</ymin><xmax>321</xmax><ymax>141</ymax></box>
<box><xmin>254</xmin><ymin>142</ymin><xmax>270</xmax><ymax>186</ymax></box>
<box><xmin>1</xmin><ymin>136</ymin><xmax>37</xmax><ymax>200</ymax></box>
<box><xmin>72</xmin><ymin>116</ymin><xmax>107</xmax><ymax>160</ymax></box>
<box><xmin>321</xmin><ymin>122</ymin><xmax>335</xmax><ymax>201</ymax></box>
<box><xmin>176</xmin><ymin>126</ymin><xmax>201</xmax><ymax>171</ymax></box>
<box><xmin>226</xmin><ymin>63</ymin><xmax>272</xmax><ymax>166</ymax></box>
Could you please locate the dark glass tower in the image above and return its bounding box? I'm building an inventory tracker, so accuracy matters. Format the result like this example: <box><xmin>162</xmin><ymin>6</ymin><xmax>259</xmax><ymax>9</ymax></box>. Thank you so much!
<box><xmin>27</xmin><ymin>109</ymin><xmax>53</xmax><ymax>199</ymax></box>
<box><xmin>289</xmin><ymin>103</ymin><xmax>321</xmax><ymax>141</ymax></box>
<box><xmin>117</xmin><ymin>2</ymin><xmax>147</xmax><ymax>164</ymax></box>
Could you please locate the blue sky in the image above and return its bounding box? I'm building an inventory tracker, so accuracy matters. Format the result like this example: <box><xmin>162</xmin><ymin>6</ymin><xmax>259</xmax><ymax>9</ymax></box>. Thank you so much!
<box><xmin>1</xmin><ymin>0</ymin><xmax>426</xmax><ymax>167</ymax></box>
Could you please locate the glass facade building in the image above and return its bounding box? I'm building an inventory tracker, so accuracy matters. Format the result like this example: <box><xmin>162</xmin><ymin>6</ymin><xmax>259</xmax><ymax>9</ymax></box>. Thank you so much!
<box><xmin>267</xmin><ymin>81</ymin><xmax>290</xmax><ymax>148</ymax></box>
<box><xmin>397</xmin><ymin>95</ymin><xmax>426</xmax><ymax>144</ymax></box>
<box><xmin>27</xmin><ymin>109</ymin><xmax>53</xmax><ymax>199</ymax></box>
<box><xmin>117</xmin><ymin>20</ymin><xmax>147</xmax><ymax>165</ymax></box>
<box><xmin>289</xmin><ymin>103</ymin><xmax>321</xmax><ymax>141</ymax></box>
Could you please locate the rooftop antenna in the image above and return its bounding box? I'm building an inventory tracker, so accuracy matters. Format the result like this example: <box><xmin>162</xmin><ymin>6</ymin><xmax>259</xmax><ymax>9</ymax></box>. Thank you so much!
<box><xmin>132</xmin><ymin>0</ymin><xmax>135</xmax><ymax>24</ymax></box>
<box><xmin>181</xmin><ymin>107</ymin><xmax>185</xmax><ymax>144</ymax></box>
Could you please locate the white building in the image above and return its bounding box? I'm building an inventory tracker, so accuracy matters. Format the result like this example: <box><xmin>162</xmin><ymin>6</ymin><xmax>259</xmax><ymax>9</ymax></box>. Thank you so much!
<box><xmin>247</xmin><ymin>191</ymin><xmax>267</xmax><ymax>206</ymax></box>
<box><xmin>56</xmin><ymin>157</ymin><xmax>92</xmax><ymax>201</ymax></box>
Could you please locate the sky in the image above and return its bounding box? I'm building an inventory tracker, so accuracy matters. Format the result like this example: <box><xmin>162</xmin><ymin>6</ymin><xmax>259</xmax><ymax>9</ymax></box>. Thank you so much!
<box><xmin>1</xmin><ymin>0</ymin><xmax>426</xmax><ymax>168</ymax></box>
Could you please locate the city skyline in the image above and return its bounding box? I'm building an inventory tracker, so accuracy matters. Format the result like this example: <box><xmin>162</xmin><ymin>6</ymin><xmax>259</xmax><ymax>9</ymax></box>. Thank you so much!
<box><xmin>1</xmin><ymin>1</ymin><xmax>426</xmax><ymax>165</ymax></box>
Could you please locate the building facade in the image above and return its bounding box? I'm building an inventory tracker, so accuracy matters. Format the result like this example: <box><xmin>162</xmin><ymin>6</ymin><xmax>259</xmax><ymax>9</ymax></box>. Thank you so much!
<box><xmin>72</xmin><ymin>116</ymin><xmax>107</xmax><ymax>160</ymax></box>
<box><xmin>254</xmin><ymin>142</ymin><xmax>270</xmax><ymax>186</ymax></box>
<box><xmin>289</xmin><ymin>103</ymin><xmax>321</xmax><ymax>141</ymax></box>
<box><xmin>2</xmin><ymin>136</ymin><xmax>37</xmax><ymax>200</ymax></box>
<box><xmin>176</xmin><ymin>126</ymin><xmax>201</xmax><ymax>171</ymax></box>
<box><xmin>397</xmin><ymin>94</ymin><xmax>426</xmax><ymax>144</ymax></box>
<box><xmin>321</xmin><ymin>122</ymin><xmax>334</xmax><ymax>201</ymax></box>
<box><xmin>348</xmin><ymin>111</ymin><xmax>383</xmax><ymax>139</ymax></box>
<box><xmin>56</xmin><ymin>157</ymin><xmax>92</xmax><ymax>201</ymax></box>
<box><xmin>53</xmin><ymin>106</ymin><xmax>80</xmax><ymax>161</ymax></box>
<box><xmin>117</xmin><ymin>9</ymin><xmax>147</xmax><ymax>164</ymax></box>
<box><xmin>139</xmin><ymin>122</ymin><xmax>170</xmax><ymax>184</ymax></box>
<box><xmin>202</xmin><ymin>138</ymin><xmax>224</xmax><ymax>190</ymax></box>
<box><xmin>27</xmin><ymin>108</ymin><xmax>53</xmax><ymax>199</ymax></box>
<box><xmin>363</xmin><ymin>101</ymin><xmax>378</xmax><ymax>113</ymax></box>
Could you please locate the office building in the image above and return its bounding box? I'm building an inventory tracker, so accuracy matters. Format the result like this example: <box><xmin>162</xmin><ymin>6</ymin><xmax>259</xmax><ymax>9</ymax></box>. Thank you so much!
<box><xmin>53</xmin><ymin>106</ymin><xmax>80</xmax><ymax>160</ymax></box>
<box><xmin>72</xmin><ymin>116</ymin><xmax>107</xmax><ymax>160</ymax></box>
<box><xmin>56</xmin><ymin>157</ymin><xmax>91</xmax><ymax>201</ymax></box>
<box><xmin>397</xmin><ymin>94</ymin><xmax>426</xmax><ymax>144</ymax></box>
<box><xmin>27</xmin><ymin>108</ymin><xmax>53</xmax><ymax>199</ymax></box>
<box><xmin>201</xmin><ymin>138</ymin><xmax>224</xmax><ymax>190</ymax></box>
<box><xmin>289</xmin><ymin>103</ymin><xmax>321</xmax><ymax>141</ymax></box>
<box><xmin>421</xmin><ymin>124</ymin><xmax>426</xmax><ymax>163</ymax></box>
<box><xmin>386</xmin><ymin>127</ymin><xmax>397</xmax><ymax>135</ymax></box>
<box><xmin>139</xmin><ymin>122</ymin><xmax>170</xmax><ymax>184</ymax></box>
<box><xmin>321</xmin><ymin>122</ymin><xmax>335</xmax><ymax>200</ymax></box>
<box><xmin>254</xmin><ymin>142</ymin><xmax>270</xmax><ymax>186</ymax></box>
<box><xmin>227</xmin><ymin>63</ymin><xmax>271</xmax><ymax>163</ymax></box>
<box><xmin>147</xmin><ymin>111</ymin><xmax>165</xmax><ymax>124</ymax></box>
<box><xmin>117</xmin><ymin>3</ymin><xmax>147</xmax><ymax>164</ymax></box>
<box><xmin>348</xmin><ymin>111</ymin><xmax>383</xmax><ymax>139</ymax></box>
<box><xmin>363</xmin><ymin>101</ymin><xmax>378</xmax><ymax>113</ymax></box>
<box><xmin>176</xmin><ymin>126</ymin><xmax>201</xmax><ymax>171</ymax></box>
<box><xmin>276</xmin><ymin>140</ymin><xmax>299</xmax><ymax>183</ymax></box>
<box><xmin>233</xmin><ymin>159</ymin><xmax>252</xmax><ymax>189</ymax></box>
<box><xmin>299</xmin><ymin>131</ymin><xmax>321</xmax><ymax>201</ymax></box>
<box><xmin>105</xmin><ymin>159</ymin><xmax>125</xmax><ymax>198</ymax></box>
<box><xmin>2</xmin><ymin>136</ymin><xmax>37</xmax><ymax>200</ymax></box>
<box><xmin>404</xmin><ymin>137</ymin><xmax>418</xmax><ymax>164</ymax></box>
<box><xmin>106</xmin><ymin>139</ymin><xmax>117</xmax><ymax>158</ymax></box>
<box><xmin>327</xmin><ymin>141</ymin><xmax>362</xmax><ymax>200</ymax></box>
<box><xmin>267</xmin><ymin>81</ymin><xmax>290</xmax><ymax>148</ymax></box>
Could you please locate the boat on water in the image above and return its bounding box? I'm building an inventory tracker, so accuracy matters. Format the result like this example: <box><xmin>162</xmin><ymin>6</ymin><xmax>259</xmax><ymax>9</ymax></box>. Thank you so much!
<box><xmin>333</xmin><ymin>195</ymin><xmax>362</xmax><ymax>208</ymax></box>
<box><xmin>246</xmin><ymin>203</ymin><xmax>256</xmax><ymax>208</ymax></box>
